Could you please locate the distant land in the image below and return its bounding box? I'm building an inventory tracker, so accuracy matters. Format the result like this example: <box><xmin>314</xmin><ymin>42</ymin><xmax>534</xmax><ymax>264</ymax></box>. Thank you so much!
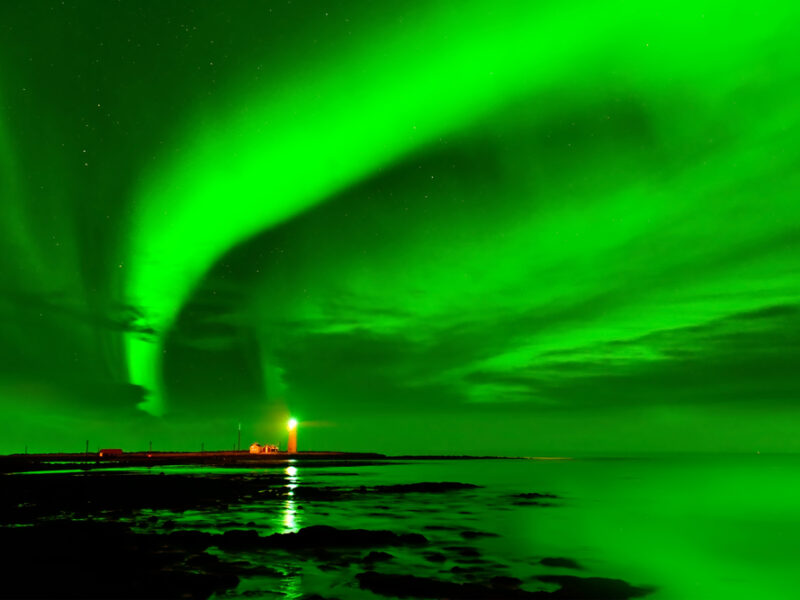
<box><xmin>0</xmin><ymin>451</ymin><xmax>524</xmax><ymax>474</ymax></box>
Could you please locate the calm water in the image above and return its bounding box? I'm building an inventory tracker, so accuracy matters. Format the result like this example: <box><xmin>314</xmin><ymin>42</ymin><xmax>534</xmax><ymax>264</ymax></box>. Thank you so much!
<box><xmin>125</xmin><ymin>454</ymin><xmax>799</xmax><ymax>599</ymax></box>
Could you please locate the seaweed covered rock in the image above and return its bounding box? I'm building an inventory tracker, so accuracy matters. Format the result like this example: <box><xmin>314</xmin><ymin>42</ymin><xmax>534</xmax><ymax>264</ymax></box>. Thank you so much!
<box><xmin>0</xmin><ymin>520</ymin><xmax>239</xmax><ymax>599</ymax></box>
<box><xmin>539</xmin><ymin>557</ymin><xmax>583</xmax><ymax>570</ymax></box>
<box><xmin>356</xmin><ymin>571</ymin><xmax>542</xmax><ymax>599</ymax></box>
<box><xmin>264</xmin><ymin>525</ymin><xmax>428</xmax><ymax>549</ymax></box>
<box><xmin>370</xmin><ymin>482</ymin><xmax>480</xmax><ymax>494</ymax></box>
<box><xmin>539</xmin><ymin>575</ymin><xmax>655</xmax><ymax>599</ymax></box>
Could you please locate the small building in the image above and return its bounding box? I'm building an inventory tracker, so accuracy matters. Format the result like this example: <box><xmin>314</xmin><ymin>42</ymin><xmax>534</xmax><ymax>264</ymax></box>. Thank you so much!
<box><xmin>249</xmin><ymin>443</ymin><xmax>279</xmax><ymax>454</ymax></box>
<box><xmin>98</xmin><ymin>448</ymin><xmax>123</xmax><ymax>457</ymax></box>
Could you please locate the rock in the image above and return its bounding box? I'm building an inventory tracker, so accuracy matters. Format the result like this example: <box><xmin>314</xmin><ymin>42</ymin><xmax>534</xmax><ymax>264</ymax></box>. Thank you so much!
<box><xmin>261</xmin><ymin>525</ymin><xmax>427</xmax><ymax>550</ymax></box>
<box><xmin>515</xmin><ymin>492</ymin><xmax>559</xmax><ymax>499</ymax></box>
<box><xmin>460</xmin><ymin>530</ymin><xmax>500</xmax><ymax>539</ymax></box>
<box><xmin>491</xmin><ymin>575</ymin><xmax>523</xmax><ymax>589</ymax></box>
<box><xmin>539</xmin><ymin>557</ymin><xmax>583</xmax><ymax>570</ymax></box>
<box><xmin>537</xmin><ymin>575</ymin><xmax>655</xmax><ymax>599</ymax></box>
<box><xmin>220</xmin><ymin>528</ymin><xmax>260</xmax><ymax>546</ymax></box>
<box><xmin>449</xmin><ymin>565</ymin><xmax>477</xmax><ymax>574</ymax></box>
<box><xmin>423</xmin><ymin>552</ymin><xmax>448</xmax><ymax>563</ymax></box>
<box><xmin>186</xmin><ymin>553</ymin><xmax>222</xmax><ymax>569</ymax></box>
<box><xmin>201</xmin><ymin>525</ymin><xmax>429</xmax><ymax>552</ymax></box>
<box><xmin>291</xmin><ymin>486</ymin><xmax>348</xmax><ymax>501</ymax></box>
<box><xmin>444</xmin><ymin>546</ymin><xmax>481</xmax><ymax>557</ymax></box>
<box><xmin>168</xmin><ymin>529</ymin><xmax>213</xmax><ymax>551</ymax></box>
<box><xmin>363</xmin><ymin>551</ymin><xmax>394</xmax><ymax>563</ymax></box>
<box><xmin>356</xmin><ymin>571</ymin><xmax>541</xmax><ymax>599</ymax></box>
<box><xmin>0</xmin><ymin>520</ymin><xmax>241</xmax><ymax>599</ymax></box>
<box><xmin>370</xmin><ymin>482</ymin><xmax>481</xmax><ymax>494</ymax></box>
<box><xmin>358</xmin><ymin>571</ymin><xmax>654</xmax><ymax>599</ymax></box>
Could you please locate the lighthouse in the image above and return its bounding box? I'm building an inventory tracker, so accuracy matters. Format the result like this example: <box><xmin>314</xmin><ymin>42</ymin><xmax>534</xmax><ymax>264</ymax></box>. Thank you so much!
<box><xmin>287</xmin><ymin>418</ymin><xmax>298</xmax><ymax>454</ymax></box>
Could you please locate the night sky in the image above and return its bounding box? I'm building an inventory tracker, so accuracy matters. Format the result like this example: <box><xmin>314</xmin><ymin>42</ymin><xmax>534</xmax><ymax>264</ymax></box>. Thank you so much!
<box><xmin>1</xmin><ymin>1</ymin><xmax>798</xmax><ymax>455</ymax></box>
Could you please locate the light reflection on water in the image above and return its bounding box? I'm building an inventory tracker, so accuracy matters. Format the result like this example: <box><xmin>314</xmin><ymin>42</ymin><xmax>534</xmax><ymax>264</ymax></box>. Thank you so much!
<box><xmin>282</xmin><ymin>498</ymin><xmax>298</xmax><ymax>531</ymax></box>
<box><xmin>282</xmin><ymin>465</ymin><xmax>300</xmax><ymax>532</ymax></box>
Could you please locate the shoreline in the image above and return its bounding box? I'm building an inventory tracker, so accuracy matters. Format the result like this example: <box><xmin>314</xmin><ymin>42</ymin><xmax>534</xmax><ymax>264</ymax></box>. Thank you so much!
<box><xmin>0</xmin><ymin>457</ymin><xmax>652</xmax><ymax>599</ymax></box>
<box><xmin>0</xmin><ymin>451</ymin><xmax>526</xmax><ymax>474</ymax></box>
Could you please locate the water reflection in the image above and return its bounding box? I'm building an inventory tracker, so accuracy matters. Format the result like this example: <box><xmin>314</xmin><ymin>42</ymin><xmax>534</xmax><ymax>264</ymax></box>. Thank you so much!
<box><xmin>282</xmin><ymin>498</ymin><xmax>297</xmax><ymax>531</ymax></box>
<box><xmin>282</xmin><ymin>464</ymin><xmax>300</xmax><ymax>532</ymax></box>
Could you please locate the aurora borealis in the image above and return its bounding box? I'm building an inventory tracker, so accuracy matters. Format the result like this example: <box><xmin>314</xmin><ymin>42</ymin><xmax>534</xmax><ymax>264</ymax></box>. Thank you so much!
<box><xmin>1</xmin><ymin>1</ymin><xmax>799</xmax><ymax>454</ymax></box>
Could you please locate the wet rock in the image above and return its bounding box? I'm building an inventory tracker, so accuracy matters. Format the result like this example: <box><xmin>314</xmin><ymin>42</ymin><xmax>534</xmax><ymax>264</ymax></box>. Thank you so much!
<box><xmin>167</xmin><ymin>529</ymin><xmax>214</xmax><ymax>552</ymax></box>
<box><xmin>423</xmin><ymin>551</ymin><xmax>448</xmax><ymax>563</ymax></box>
<box><xmin>460</xmin><ymin>530</ymin><xmax>500</xmax><ymax>539</ymax></box>
<box><xmin>370</xmin><ymin>482</ymin><xmax>480</xmax><ymax>494</ymax></box>
<box><xmin>236</xmin><ymin>562</ymin><xmax>285</xmax><ymax>577</ymax></box>
<box><xmin>492</xmin><ymin>575</ymin><xmax>523</xmax><ymax>589</ymax></box>
<box><xmin>363</xmin><ymin>551</ymin><xmax>394</xmax><ymax>563</ymax></box>
<box><xmin>0</xmin><ymin>472</ymin><xmax>287</xmax><ymax>522</ymax></box>
<box><xmin>356</xmin><ymin>571</ymin><xmax>541</xmax><ymax>599</ymax></box>
<box><xmin>515</xmin><ymin>492</ymin><xmax>559</xmax><ymax>500</ymax></box>
<box><xmin>358</xmin><ymin>570</ymin><xmax>654</xmax><ymax>599</ymax></box>
<box><xmin>186</xmin><ymin>554</ymin><xmax>280</xmax><ymax>577</ymax></box>
<box><xmin>220</xmin><ymin>528</ymin><xmax>260</xmax><ymax>545</ymax></box>
<box><xmin>291</xmin><ymin>486</ymin><xmax>348</xmax><ymax>501</ymax></box>
<box><xmin>444</xmin><ymin>546</ymin><xmax>481</xmax><ymax>558</ymax></box>
<box><xmin>0</xmin><ymin>520</ymin><xmax>240</xmax><ymax>599</ymax></box>
<box><xmin>540</xmin><ymin>557</ymin><xmax>583</xmax><ymax>570</ymax></box>
<box><xmin>449</xmin><ymin>565</ymin><xmax>478</xmax><ymax>574</ymax></box>
<box><xmin>258</xmin><ymin>525</ymin><xmax>427</xmax><ymax>550</ymax></box>
<box><xmin>186</xmin><ymin>553</ymin><xmax>223</xmax><ymax>569</ymax></box>
<box><xmin>538</xmin><ymin>575</ymin><xmax>654</xmax><ymax>599</ymax></box>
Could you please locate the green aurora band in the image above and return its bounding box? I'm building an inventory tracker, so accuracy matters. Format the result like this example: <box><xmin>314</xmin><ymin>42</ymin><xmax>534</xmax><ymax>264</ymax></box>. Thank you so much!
<box><xmin>126</xmin><ymin>1</ymin><xmax>800</xmax><ymax>418</ymax></box>
<box><xmin>125</xmin><ymin>0</ymin><xmax>609</xmax><ymax>415</ymax></box>
<box><xmin>0</xmin><ymin>0</ymin><xmax>799</xmax><ymax>453</ymax></box>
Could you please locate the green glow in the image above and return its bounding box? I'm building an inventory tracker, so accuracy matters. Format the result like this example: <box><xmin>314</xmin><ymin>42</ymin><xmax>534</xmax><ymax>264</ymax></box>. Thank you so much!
<box><xmin>125</xmin><ymin>0</ymin><xmax>800</xmax><ymax>414</ymax></box>
<box><xmin>125</xmin><ymin>0</ymin><xmax>584</xmax><ymax>413</ymax></box>
<box><xmin>0</xmin><ymin>1</ymin><xmax>798</xmax><ymax>454</ymax></box>
<box><xmin>1</xmin><ymin>3</ymin><xmax>799</xmax><ymax>593</ymax></box>
<box><xmin>0</xmin><ymin>84</ymin><xmax>44</xmax><ymax>285</ymax></box>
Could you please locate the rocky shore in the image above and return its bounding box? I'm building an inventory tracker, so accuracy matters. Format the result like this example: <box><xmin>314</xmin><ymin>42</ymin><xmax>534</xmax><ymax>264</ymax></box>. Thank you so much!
<box><xmin>0</xmin><ymin>467</ymin><xmax>654</xmax><ymax>599</ymax></box>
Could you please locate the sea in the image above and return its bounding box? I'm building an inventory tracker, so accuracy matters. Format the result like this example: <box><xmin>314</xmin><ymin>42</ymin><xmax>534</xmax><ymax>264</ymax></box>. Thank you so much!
<box><xmin>83</xmin><ymin>454</ymin><xmax>798</xmax><ymax>599</ymax></box>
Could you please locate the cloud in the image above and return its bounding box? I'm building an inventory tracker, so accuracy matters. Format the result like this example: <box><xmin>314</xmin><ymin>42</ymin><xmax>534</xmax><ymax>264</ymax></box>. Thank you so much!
<box><xmin>465</xmin><ymin>304</ymin><xmax>800</xmax><ymax>409</ymax></box>
<box><xmin>0</xmin><ymin>289</ymin><xmax>156</xmax><ymax>338</ymax></box>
